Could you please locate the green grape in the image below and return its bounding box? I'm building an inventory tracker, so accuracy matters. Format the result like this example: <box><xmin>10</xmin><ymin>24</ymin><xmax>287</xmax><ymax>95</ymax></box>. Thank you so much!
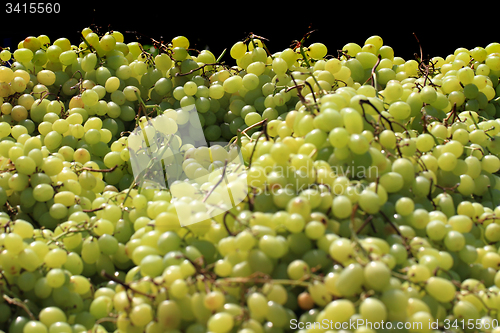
<box><xmin>0</xmin><ymin>50</ymin><xmax>11</xmax><ymax>61</ymax></box>
<box><xmin>335</xmin><ymin>263</ymin><xmax>364</xmax><ymax>296</ymax></box>
<box><xmin>308</xmin><ymin>42</ymin><xmax>327</xmax><ymax>59</ymax></box>
<box><xmin>207</xmin><ymin>312</ymin><xmax>234</xmax><ymax>333</ymax></box>
<box><xmin>358</xmin><ymin>189</ymin><xmax>381</xmax><ymax>214</ymax></box>
<box><xmin>54</xmin><ymin>191</ymin><xmax>76</xmax><ymax>207</ymax></box>
<box><xmin>259</xmin><ymin>235</ymin><xmax>287</xmax><ymax>259</ymax></box>
<box><xmin>416</xmin><ymin>133</ymin><xmax>435</xmax><ymax>152</ymax></box>
<box><xmin>81</xmin><ymin>237</ymin><xmax>100</xmax><ymax>264</ymax></box>
<box><xmin>17</xmin><ymin>271</ymin><xmax>36</xmax><ymax>292</ymax></box>
<box><xmin>463</xmin><ymin>83</ymin><xmax>479</xmax><ymax>99</ymax></box>
<box><xmin>59</xmin><ymin>49</ymin><xmax>77</xmax><ymax>65</ymax></box>
<box><xmin>381</xmin><ymin>80</ymin><xmax>402</xmax><ymax>100</ymax></box>
<box><xmin>97</xmin><ymin>234</ymin><xmax>118</xmax><ymax>255</ymax></box>
<box><xmin>304</xmin><ymin>220</ymin><xmax>325</xmax><ymax>240</ymax></box>
<box><xmin>425</xmin><ymin>220</ymin><xmax>447</xmax><ymax>241</ymax></box>
<box><xmin>202</xmin><ymin>290</ymin><xmax>225</xmax><ymax>311</ymax></box>
<box><xmin>32</xmin><ymin>184</ymin><xmax>55</xmax><ymax>202</ymax></box>
<box><xmin>444</xmin><ymin>230</ymin><xmax>465</xmax><ymax>251</ymax></box>
<box><xmin>37</xmin><ymin>69</ymin><xmax>56</xmax><ymax>86</ymax></box>
<box><xmin>156</xmin><ymin>300</ymin><xmax>181</xmax><ymax>329</ymax></box>
<box><xmin>169</xmin><ymin>279</ymin><xmax>189</xmax><ymax>299</ymax></box>
<box><xmin>341</xmin><ymin>107</ymin><xmax>363</xmax><ymax>134</ymax></box>
<box><xmin>19</xmin><ymin>248</ymin><xmax>42</xmax><ymax>272</ymax></box>
<box><xmin>482</xmin><ymin>155</ymin><xmax>500</xmax><ymax>173</ymax></box>
<box><xmin>363</xmin><ymin>261</ymin><xmax>391</xmax><ymax>291</ymax></box>
<box><xmin>44</xmin><ymin>131</ymin><xmax>63</xmax><ymax>150</ymax></box>
<box><xmin>44</xmin><ymin>248</ymin><xmax>67</xmax><ymax>268</ymax></box>
<box><xmin>81</xmin><ymin>53</ymin><xmax>97</xmax><ymax>72</ymax></box>
<box><xmin>287</xmin><ymin>260</ymin><xmax>310</xmax><ymax>280</ymax></box>
<box><xmin>359</xmin><ymin>297</ymin><xmax>387</xmax><ymax>323</ymax></box>
<box><xmin>388</xmin><ymin>101</ymin><xmax>411</xmax><ymax>119</ymax></box>
<box><xmin>395</xmin><ymin>197</ymin><xmax>415</xmax><ymax>216</ymax></box>
<box><xmin>328</xmin><ymin>127</ymin><xmax>349</xmax><ymax>148</ymax></box>
<box><xmin>247</xmin><ymin>292</ymin><xmax>268</xmax><ymax>317</ymax></box>
<box><xmin>14</xmin><ymin>156</ymin><xmax>36</xmax><ymax>175</ymax></box>
<box><xmin>99</xmin><ymin>34</ymin><xmax>116</xmax><ymax>51</ymax></box>
<box><xmin>223</xmin><ymin>76</ymin><xmax>243</xmax><ymax>93</ymax></box>
<box><xmin>420</xmin><ymin>85</ymin><xmax>437</xmax><ymax>104</ymax></box>
<box><xmin>69</xmin><ymin>275</ymin><xmax>90</xmax><ymax>295</ymax></box>
<box><xmin>39</xmin><ymin>307</ymin><xmax>67</xmax><ymax>327</ymax></box>
<box><xmin>89</xmin><ymin>296</ymin><xmax>113</xmax><ymax>319</ymax></box>
<box><xmin>392</xmin><ymin>158</ymin><xmax>415</xmax><ymax>185</ymax></box>
<box><xmin>425</xmin><ymin>276</ymin><xmax>456</xmax><ymax>303</ymax></box>
<box><xmin>306</xmin><ymin>280</ymin><xmax>331</xmax><ymax>307</ymax></box>
<box><xmin>14</xmin><ymin>48</ymin><xmax>33</xmax><ymax>62</ymax></box>
<box><xmin>46</xmin><ymin>268</ymin><xmax>66</xmax><ymax>288</ymax></box>
<box><xmin>453</xmin><ymin>300</ymin><xmax>479</xmax><ymax>322</ymax></box>
<box><xmin>447</xmin><ymin>215</ymin><xmax>472</xmax><ymax>233</ymax></box>
<box><xmin>139</xmin><ymin>254</ymin><xmax>163</xmax><ymax>277</ymax></box>
<box><xmin>23</xmin><ymin>321</ymin><xmax>48</xmax><ymax>333</ymax></box>
<box><xmin>406</xmin><ymin>264</ymin><xmax>431</xmax><ymax>283</ymax></box>
<box><xmin>4</xmin><ymin>232</ymin><xmax>24</xmax><ymax>253</ymax></box>
<box><xmin>348</xmin><ymin>133</ymin><xmax>369</xmax><ymax>154</ymax></box>
<box><xmin>321</xmin><ymin>299</ymin><xmax>355</xmax><ymax>325</ymax></box>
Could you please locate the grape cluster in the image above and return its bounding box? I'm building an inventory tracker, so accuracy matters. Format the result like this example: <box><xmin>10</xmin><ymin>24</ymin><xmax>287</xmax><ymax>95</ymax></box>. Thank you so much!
<box><xmin>1</xmin><ymin>27</ymin><xmax>500</xmax><ymax>333</ymax></box>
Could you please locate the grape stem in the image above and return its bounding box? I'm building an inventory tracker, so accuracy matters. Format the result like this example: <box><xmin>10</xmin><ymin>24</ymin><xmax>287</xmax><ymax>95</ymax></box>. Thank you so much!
<box><xmin>358</xmin><ymin>98</ymin><xmax>404</xmax><ymax>158</ymax></box>
<box><xmin>81</xmin><ymin>164</ymin><xmax>118</xmax><ymax>173</ymax></box>
<box><xmin>413</xmin><ymin>32</ymin><xmax>424</xmax><ymax>64</ymax></box>
<box><xmin>426</xmin><ymin>178</ymin><xmax>438</xmax><ymax>210</ymax></box>
<box><xmin>241</xmin><ymin>118</ymin><xmax>268</xmax><ymax>140</ymax></box>
<box><xmin>246</xmin><ymin>119</ymin><xmax>268</xmax><ymax>169</ymax></box>
<box><xmin>245</xmin><ymin>33</ymin><xmax>273</xmax><ymax>58</ymax></box>
<box><xmin>82</xmin><ymin>206</ymin><xmax>106</xmax><ymax>213</ymax></box>
<box><xmin>295</xmin><ymin>30</ymin><xmax>325</xmax><ymax>105</ymax></box>
<box><xmin>100</xmin><ymin>270</ymin><xmax>156</xmax><ymax>299</ymax></box>
<box><xmin>79</xmin><ymin>34</ymin><xmax>102</xmax><ymax>68</ymax></box>
<box><xmin>349</xmin><ymin>204</ymin><xmax>371</xmax><ymax>262</ymax></box>
<box><xmin>355</xmin><ymin>215</ymin><xmax>375</xmax><ymax>234</ymax></box>
<box><xmin>379</xmin><ymin>210</ymin><xmax>413</xmax><ymax>257</ymax></box>
<box><xmin>94</xmin><ymin>317</ymin><xmax>118</xmax><ymax>331</ymax></box>
<box><xmin>202</xmin><ymin>159</ymin><xmax>228</xmax><ymax>203</ymax></box>
<box><xmin>174</xmin><ymin>62</ymin><xmax>225</xmax><ymax>77</ymax></box>
<box><xmin>443</xmin><ymin>102</ymin><xmax>460</xmax><ymax>127</ymax></box>
<box><xmin>3</xmin><ymin>294</ymin><xmax>36</xmax><ymax>320</ymax></box>
<box><xmin>222</xmin><ymin>273</ymin><xmax>310</xmax><ymax>288</ymax></box>
<box><xmin>47</xmin><ymin>222</ymin><xmax>90</xmax><ymax>246</ymax></box>
<box><xmin>363</xmin><ymin>54</ymin><xmax>382</xmax><ymax>90</ymax></box>
<box><xmin>287</xmin><ymin>74</ymin><xmax>309</xmax><ymax>110</ymax></box>
<box><xmin>222</xmin><ymin>211</ymin><xmax>237</xmax><ymax>236</ymax></box>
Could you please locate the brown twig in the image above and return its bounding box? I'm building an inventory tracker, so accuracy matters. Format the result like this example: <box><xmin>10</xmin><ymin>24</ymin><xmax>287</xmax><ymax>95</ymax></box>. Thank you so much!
<box><xmin>363</xmin><ymin>54</ymin><xmax>382</xmax><ymax>87</ymax></box>
<box><xmin>3</xmin><ymin>295</ymin><xmax>36</xmax><ymax>320</ymax></box>
<box><xmin>81</xmin><ymin>165</ymin><xmax>118</xmax><ymax>173</ymax></box>
<box><xmin>202</xmin><ymin>160</ymin><xmax>228</xmax><ymax>203</ymax></box>
<box><xmin>175</xmin><ymin>62</ymin><xmax>224</xmax><ymax>77</ymax></box>
<box><xmin>100</xmin><ymin>270</ymin><xmax>155</xmax><ymax>299</ymax></box>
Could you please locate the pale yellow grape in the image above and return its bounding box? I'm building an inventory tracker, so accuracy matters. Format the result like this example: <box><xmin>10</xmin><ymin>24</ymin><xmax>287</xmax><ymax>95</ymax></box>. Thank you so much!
<box><xmin>207</xmin><ymin>312</ymin><xmax>234</xmax><ymax>333</ymax></box>
<box><xmin>230</xmin><ymin>41</ymin><xmax>246</xmax><ymax>59</ymax></box>
<box><xmin>222</xmin><ymin>76</ymin><xmax>243</xmax><ymax>93</ymax></box>
<box><xmin>0</xmin><ymin>66</ymin><xmax>14</xmax><ymax>83</ymax></box>
<box><xmin>105</xmin><ymin>76</ymin><xmax>120</xmax><ymax>93</ymax></box>
<box><xmin>308</xmin><ymin>42</ymin><xmax>327</xmax><ymax>59</ymax></box>
<box><xmin>321</xmin><ymin>299</ymin><xmax>355</xmax><ymax>324</ymax></box>
<box><xmin>37</xmin><ymin>69</ymin><xmax>56</xmax><ymax>86</ymax></box>
<box><xmin>359</xmin><ymin>297</ymin><xmax>387</xmax><ymax>322</ymax></box>
<box><xmin>425</xmin><ymin>277</ymin><xmax>456</xmax><ymax>303</ymax></box>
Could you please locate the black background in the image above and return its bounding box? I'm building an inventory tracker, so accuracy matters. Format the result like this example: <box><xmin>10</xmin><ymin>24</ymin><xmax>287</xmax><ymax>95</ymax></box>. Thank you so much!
<box><xmin>0</xmin><ymin>4</ymin><xmax>497</xmax><ymax>64</ymax></box>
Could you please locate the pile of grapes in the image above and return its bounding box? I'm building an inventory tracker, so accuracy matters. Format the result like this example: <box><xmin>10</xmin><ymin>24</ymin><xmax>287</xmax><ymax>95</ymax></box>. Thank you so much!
<box><xmin>1</xmin><ymin>27</ymin><xmax>500</xmax><ymax>333</ymax></box>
